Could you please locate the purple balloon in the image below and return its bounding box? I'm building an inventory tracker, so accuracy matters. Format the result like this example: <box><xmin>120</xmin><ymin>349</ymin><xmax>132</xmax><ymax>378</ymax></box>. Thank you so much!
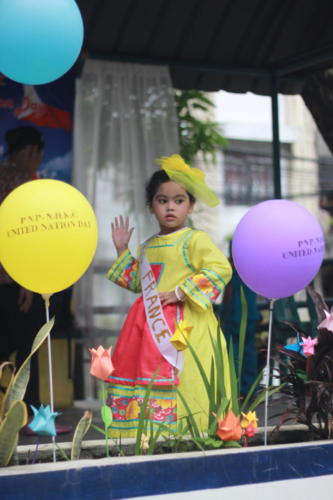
<box><xmin>232</xmin><ymin>199</ymin><xmax>325</xmax><ymax>299</ymax></box>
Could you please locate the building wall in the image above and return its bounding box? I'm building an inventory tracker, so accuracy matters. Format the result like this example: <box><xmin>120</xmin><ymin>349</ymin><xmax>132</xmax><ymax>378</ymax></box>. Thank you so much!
<box><xmin>284</xmin><ymin>94</ymin><xmax>319</xmax><ymax>215</ymax></box>
<box><xmin>209</xmin><ymin>90</ymin><xmax>327</xmax><ymax>254</ymax></box>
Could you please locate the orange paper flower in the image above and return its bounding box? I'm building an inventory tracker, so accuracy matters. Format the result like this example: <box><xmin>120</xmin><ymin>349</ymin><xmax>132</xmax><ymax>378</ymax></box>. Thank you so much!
<box><xmin>216</xmin><ymin>409</ymin><xmax>242</xmax><ymax>442</ymax></box>
<box><xmin>89</xmin><ymin>345</ymin><xmax>114</xmax><ymax>380</ymax></box>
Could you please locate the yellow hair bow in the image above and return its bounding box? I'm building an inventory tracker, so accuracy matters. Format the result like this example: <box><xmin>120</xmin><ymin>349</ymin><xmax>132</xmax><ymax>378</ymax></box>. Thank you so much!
<box><xmin>156</xmin><ymin>154</ymin><xmax>220</xmax><ymax>207</ymax></box>
<box><xmin>156</xmin><ymin>154</ymin><xmax>204</xmax><ymax>181</ymax></box>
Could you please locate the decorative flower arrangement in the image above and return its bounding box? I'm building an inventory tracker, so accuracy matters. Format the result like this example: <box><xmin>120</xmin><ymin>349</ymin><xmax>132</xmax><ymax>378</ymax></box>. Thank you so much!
<box><xmin>214</xmin><ymin>409</ymin><xmax>258</xmax><ymax>447</ymax></box>
<box><xmin>276</xmin><ymin>287</ymin><xmax>333</xmax><ymax>439</ymax></box>
<box><xmin>87</xmin><ymin>291</ymin><xmax>266</xmax><ymax>455</ymax></box>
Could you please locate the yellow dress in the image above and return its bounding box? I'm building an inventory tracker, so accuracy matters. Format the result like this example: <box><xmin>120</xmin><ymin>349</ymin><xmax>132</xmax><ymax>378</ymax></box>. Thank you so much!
<box><xmin>106</xmin><ymin>227</ymin><xmax>232</xmax><ymax>436</ymax></box>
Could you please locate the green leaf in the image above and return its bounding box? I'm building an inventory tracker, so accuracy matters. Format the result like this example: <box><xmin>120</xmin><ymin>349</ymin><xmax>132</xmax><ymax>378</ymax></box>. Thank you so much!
<box><xmin>248</xmin><ymin>383</ymin><xmax>286</xmax><ymax>413</ymax></box>
<box><xmin>0</xmin><ymin>361</ymin><xmax>14</xmax><ymax>384</ymax></box>
<box><xmin>189</xmin><ymin>437</ymin><xmax>205</xmax><ymax>451</ymax></box>
<box><xmin>228</xmin><ymin>340</ymin><xmax>239</xmax><ymax>415</ymax></box>
<box><xmin>216</xmin><ymin>397</ymin><xmax>229</xmax><ymax>418</ymax></box>
<box><xmin>55</xmin><ymin>443</ymin><xmax>70</xmax><ymax>461</ymax></box>
<box><xmin>197</xmin><ymin>436</ymin><xmax>224</xmax><ymax>449</ymax></box>
<box><xmin>176</xmin><ymin>387</ymin><xmax>201</xmax><ymax>439</ymax></box>
<box><xmin>101</xmin><ymin>404</ymin><xmax>113</xmax><ymax>428</ymax></box>
<box><xmin>0</xmin><ymin>363</ymin><xmax>15</xmax><ymax>421</ymax></box>
<box><xmin>185</xmin><ymin>336</ymin><xmax>214</xmax><ymax>412</ymax></box>
<box><xmin>6</xmin><ymin>318</ymin><xmax>55</xmax><ymax>410</ymax></box>
<box><xmin>208</xmin><ymin>328</ymin><xmax>227</xmax><ymax>412</ymax></box>
<box><xmin>295</xmin><ymin>369</ymin><xmax>307</xmax><ymax>382</ymax></box>
<box><xmin>90</xmin><ymin>423</ymin><xmax>106</xmax><ymax>435</ymax></box>
<box><xmin>147</xmin><ymin>424</ymin><xmax>165</xmax><ymax>455</ymax></box>
<box><xmin>238</xmin><ymin>286</ymin><xmax>248</xmax><ymax>390</ymax></box>
<box><xmin>208</xmin><ymin>356</ymin><xmax>215</xmax><ymax>430</ymax></box>
<box><xmin>223</xmin><ymin>440</ymin><xmax>242</xmax><ymax>448</ymax></box>
<box><xmin>0</xmin><ymin>400</ymin><xmax>27</xmax><ymax>466</ymax></box>
<box><xmin>208</xmin><ymin>419</ymin><xmax>218</xmax><ymax>436</ymax></box>
<box><xmin>70</xmin><ymin>410</ymin><xmax>92</xmax><ymax>460</ymax></box>
<box><xmin>240</xmin><ymin>369</ymin><xmax>264</xmax><ymax>412</ymax></box>
<box><xmin>210</xmin><ymin>439</ymin><xmax>224</xmax><ymax>448</ymax></box>
<box><xmin>214</xmin><ymin>328</ymin><xmax>226</xmax><ymax>402</ymax></box>
<box><xmin>135</xmin><ymin>367</ymin><xmax>160</xmax><ymax>455</ymax></box>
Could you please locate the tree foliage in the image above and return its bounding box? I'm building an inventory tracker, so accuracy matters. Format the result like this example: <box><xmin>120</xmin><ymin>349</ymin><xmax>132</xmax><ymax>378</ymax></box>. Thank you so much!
<box><xmin>175</xmin><ymin>89</ymin><xmax>227</xmax><ymax>164</ymax></box>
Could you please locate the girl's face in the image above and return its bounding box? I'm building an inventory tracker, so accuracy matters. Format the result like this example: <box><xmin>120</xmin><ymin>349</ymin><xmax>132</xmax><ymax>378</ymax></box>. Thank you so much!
<box><xmin>150</xmin><ymin>181</ymin><xmax>194</xmax><ymax>235</ymax></box>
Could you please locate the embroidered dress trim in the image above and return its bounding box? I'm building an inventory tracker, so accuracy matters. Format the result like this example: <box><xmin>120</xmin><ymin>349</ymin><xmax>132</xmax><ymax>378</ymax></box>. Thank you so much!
<box><xmin>107</xmin><ymin>385</ymin><xmax>177</xmax><ymax>436</ymax></box>
<box><xmin>107</xmin><ymin>374</ymin><xmax>178</xmax><ymax>384</ymax></box>
<box><xmin>106</xmin><ymin>250</ymin><xmax>140</xmax><ymax>292</ymax></box>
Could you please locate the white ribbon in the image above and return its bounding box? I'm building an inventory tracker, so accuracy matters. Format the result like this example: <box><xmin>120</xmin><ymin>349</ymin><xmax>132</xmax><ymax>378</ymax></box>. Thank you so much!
<box><xmin>140</xmin><ymin>239</ymin><xmax>183</xmax><ymax>373</ymax></box>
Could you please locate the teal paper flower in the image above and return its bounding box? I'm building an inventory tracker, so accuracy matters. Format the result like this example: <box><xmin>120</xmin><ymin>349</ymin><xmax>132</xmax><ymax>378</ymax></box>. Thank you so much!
<box><xmin>284</xmin><ymin>342</ymin><xmax>305</xmax><ymax>357</ymax></box>
<box><xmin>28</xmin><ymin>404</ymin><xmax>61</xmax><ymax>436</ymax></box>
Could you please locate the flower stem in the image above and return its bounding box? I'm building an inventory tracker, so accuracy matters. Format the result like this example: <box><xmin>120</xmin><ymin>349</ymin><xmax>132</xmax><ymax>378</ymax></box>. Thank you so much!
<box><xmin>103</xmin><ymin>381</ymin><xmax>109</xmax><ymax>457</ymax></box>
<box><xmin>32</xmin><ymin>438</ymin><xmax>40</xmax><ymax>464</ymax></box>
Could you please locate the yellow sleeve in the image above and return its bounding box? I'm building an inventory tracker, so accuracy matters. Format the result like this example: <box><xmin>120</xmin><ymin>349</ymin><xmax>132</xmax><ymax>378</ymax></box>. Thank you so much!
<box><xmin>179</xmin><ymin>231</ymin><xmax>232</xmax><ymax>311</ymax></box>
<box><xmin>106</xmin><ymin>249</ymin><xmax>141</xmax><ymax>293</ymax></box>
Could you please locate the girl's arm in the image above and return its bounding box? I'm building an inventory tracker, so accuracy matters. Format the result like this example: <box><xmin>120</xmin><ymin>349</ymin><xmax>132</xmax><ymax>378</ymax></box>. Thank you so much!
<box><xmin>106</xmin><ymin>216</ymin><xmax>141</xmax><ymax>293</ymax></box>
<box><xmin>178</xmin><ymin>232</ymin><xmax>232</xmax><ymax>311</ymax></box>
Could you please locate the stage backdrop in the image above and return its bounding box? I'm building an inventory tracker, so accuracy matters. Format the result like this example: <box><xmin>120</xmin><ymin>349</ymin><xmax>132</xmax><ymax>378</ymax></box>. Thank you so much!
<box><xmin>0</xmin><ymin>69</ymin><xmax>75</xmax><ymax>183</ymax></box>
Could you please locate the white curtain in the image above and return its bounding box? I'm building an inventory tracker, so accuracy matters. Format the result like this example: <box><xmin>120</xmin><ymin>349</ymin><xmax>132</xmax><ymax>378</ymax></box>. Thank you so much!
<box><xmin>73</xmin><ymin>60</ymin><xmax>179</xmax><ymax>346</ymax></box>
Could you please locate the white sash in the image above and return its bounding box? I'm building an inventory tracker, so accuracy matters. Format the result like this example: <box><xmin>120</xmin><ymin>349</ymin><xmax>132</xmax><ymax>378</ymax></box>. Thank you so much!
<box><xmin>140</xmin><ymin>238</ymin><xmax>183</xmax><ymax>373</ymax></box>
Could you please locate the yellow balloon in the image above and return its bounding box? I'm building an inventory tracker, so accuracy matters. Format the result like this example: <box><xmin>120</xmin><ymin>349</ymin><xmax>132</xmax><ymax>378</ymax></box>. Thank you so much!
<box><xmin>0</xmin><ymin>179</ymin><xmax>98</xmax><ymax>294</ymax></box>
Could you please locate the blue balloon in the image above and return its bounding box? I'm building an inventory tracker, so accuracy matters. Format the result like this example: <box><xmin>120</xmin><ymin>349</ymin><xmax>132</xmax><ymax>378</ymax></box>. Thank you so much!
<box><xmin>0</xmin><ymin>0</ymin><xmax>84</xmax><ymax>85</ymax></box>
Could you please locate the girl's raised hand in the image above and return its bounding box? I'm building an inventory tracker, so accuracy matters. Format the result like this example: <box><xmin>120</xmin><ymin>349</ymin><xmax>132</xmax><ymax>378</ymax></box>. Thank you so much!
<box><xmin>111</xmin><ymin>216</ymin><xmax>134</xmax><ymax>256</ymax></box>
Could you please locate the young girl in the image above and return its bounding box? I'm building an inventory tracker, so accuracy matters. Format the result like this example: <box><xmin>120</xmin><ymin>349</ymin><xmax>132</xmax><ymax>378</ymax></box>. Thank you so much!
<box><xmin>106</xmin><ymin>154</ymin><xmax>232</xmax><ymax>437</ymax></box>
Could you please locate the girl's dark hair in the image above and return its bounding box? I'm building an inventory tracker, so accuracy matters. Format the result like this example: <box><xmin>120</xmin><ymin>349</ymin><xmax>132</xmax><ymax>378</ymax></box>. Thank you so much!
<box><xmin>145</xmin><ymin>170</ymin><xmax>196</xmax><ymax>206</ymax></box>
<box><xmin>5</xmin><ymin>126</ymin><xmax>44</xmax><ymax>155</ymax></box>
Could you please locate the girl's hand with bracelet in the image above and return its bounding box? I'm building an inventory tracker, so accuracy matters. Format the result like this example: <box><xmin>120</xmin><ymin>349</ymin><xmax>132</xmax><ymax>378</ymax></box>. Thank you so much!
<box><xmin>159</xmin><ymin>286</ymin><xmax>185</xmax><ymax>306</ymax></box>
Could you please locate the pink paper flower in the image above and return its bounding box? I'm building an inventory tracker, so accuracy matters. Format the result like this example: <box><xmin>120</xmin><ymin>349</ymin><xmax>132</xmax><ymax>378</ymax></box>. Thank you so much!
<box><xmin>89</xmin><ymin>345</ymin><xmax>114</xmax><ymax>380</ymax></box>
<box><xmin>318</xmin><ymin>310</ymin><xmax>333</xmax><ymax>332</ymax></box>
<box><xmin>300</xmin><ymin>336</ymin><xmax>318</xmax><ymax>357</ymax></box>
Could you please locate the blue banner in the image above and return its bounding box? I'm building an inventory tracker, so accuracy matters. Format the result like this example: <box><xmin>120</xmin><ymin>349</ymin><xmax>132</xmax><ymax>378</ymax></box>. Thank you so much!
<box><xmin>0</xmin><ymin>69</ymin><xmax>75</xmax><ymax>183</ymax></box>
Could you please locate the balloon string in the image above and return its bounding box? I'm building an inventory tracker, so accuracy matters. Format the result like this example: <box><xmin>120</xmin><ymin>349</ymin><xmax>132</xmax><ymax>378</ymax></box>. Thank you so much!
<box><xmin>42</xmin><ymin>293</ymin><xmax>56</xmax><ymax>462</ymax></box>
<box><xmin>264</xmin><ymin>298</ymin><xmax>275</xmax><ymax>446</ymax></box>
